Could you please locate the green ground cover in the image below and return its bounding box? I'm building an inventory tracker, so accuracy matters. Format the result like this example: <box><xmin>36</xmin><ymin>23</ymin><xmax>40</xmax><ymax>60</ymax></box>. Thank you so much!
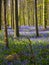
<box><xmin>0</xmin><ymin>36</ymin><xmax>49</xmax><ymax>65</ymax></box>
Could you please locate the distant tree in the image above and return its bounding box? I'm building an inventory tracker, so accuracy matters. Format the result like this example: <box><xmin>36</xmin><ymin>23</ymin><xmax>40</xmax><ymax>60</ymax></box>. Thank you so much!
<box><xmin>10</xmin><ymin>0</ymin><xmax>14</xmax><ymax>29</ymax></box>
<box><xmin>1</xmin><ymin>0</ymin><xmax>4</xmax><ymax>27</ymax></box>
<box><xmin>39</xmin><ymin>6</ymin><xmax>42</xmax><ymax>26</ymax></box>
<box><xmin>19</xmin><ymin>0</ymin><xmax>21</xmax><ymax>26</ymax></box>
<box><xmin>35</xmin><ymin>0</ymin><xmax>39</xmax><ymax>37</ymax></box>
<box><xmin>4</xmin><ymin>0</ymin><xmax>8</xmax><ymax>48</ymax></box>
<box><xmin>32</xmin><ymin>1</ymin><xmax>35</xmax><ymax>26</ymax></box>
<box><xmin>6</xmin><ymin>0</ymin><xmax>10</xmax><ymax>27</ymax></box>
<box><xmin>30</xmin><ymin>0</ymin><xmax>34</xmax><ymax>26</ymax></box>
<box><xmin>27</xmin><ymin>0</ymin><xmax>30</xmax><ymax>26</ymax></box>
<box><xmin>43</xmin><ymin>0</ymin><xmax>47</xmax><ymax>29</ymax></box>
<box><xmin>12</xmin><ymin>0</ymin><xmax>14</xmax><ymax>29</ymax></box>
<box><xmin>22</xmin><ymin>0</ymin><xmax>25</xmax><ymax>26</ymax></box>
<box><xmin>0</xmin><ymin>0</ymin><xmax>2</xmax><ymax>30</ymax></box>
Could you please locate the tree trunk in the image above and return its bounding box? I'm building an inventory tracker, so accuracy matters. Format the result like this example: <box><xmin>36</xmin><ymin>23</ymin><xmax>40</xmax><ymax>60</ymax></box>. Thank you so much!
<box><xmin>22</xmin><ymin>1</ymin><xmax>25</xmax><ymax>26</ymax></box>
<box><xmin>19</xmin><ymin>0</ymin><xmax>21</xmax><ymax>26</ymax></box>
<box><xmin>14</xmin><ymin>0</ymin><xmax>19</xmax><ymax>38</ymax></box>
<box><xmin>10</xmin><ymin>0</ymin><xmax>14</xmax><ymax>29</ymax></box>
<box><xmin>43</xmin><ymin>0</ymin><xmax>47</xmax><ymax>29</ymax></box>
<box><xmin>44</xmin><ymin>0</ymin><xmax>47</xmax><ymax>29</ymax></box>
<box><xmin>0</xmin><ymin>0</ymin><xmax>2</xmax><ymax>30</ymax></box>
<box><xmin>27</xmin><ymin>1</ymin><xmax>30</xmax><ymax>26</ymax></box>
<box><xmin>35</xmin><ymin>0</ymin><xmax>39</xmax><ymax>37</ymax></box>
<box><xmin>4</xmin><ymin>0</ymin><xmax>8</xmax><ymax>48</ymax></box>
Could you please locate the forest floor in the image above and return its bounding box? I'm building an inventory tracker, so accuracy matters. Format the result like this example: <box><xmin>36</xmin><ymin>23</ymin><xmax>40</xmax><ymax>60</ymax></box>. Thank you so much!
<box><xmin>2</xmin><ymin>26</ymin><xmax>49</xmax><ymax>41</ymax></box>
<box><xmin>19</xmin><ymin>26</ymin><xmax>49</xmax><ymax>41</ymax></box>
<box><xmin>1</xmin><ymin>26</ymin><xmax>49</xmax><ymax>65</ymax></box>
<box><xmin>3</xmin><ymin>26</ymin><xmax>49</xmax><ymax>40</ymax></box>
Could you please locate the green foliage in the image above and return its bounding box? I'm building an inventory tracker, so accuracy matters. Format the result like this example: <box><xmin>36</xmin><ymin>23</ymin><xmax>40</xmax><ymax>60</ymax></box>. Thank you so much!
<box><xmin>0</xmin><ymin>36</ymin><xmax>49</xmax><ymax>65</ymax></box>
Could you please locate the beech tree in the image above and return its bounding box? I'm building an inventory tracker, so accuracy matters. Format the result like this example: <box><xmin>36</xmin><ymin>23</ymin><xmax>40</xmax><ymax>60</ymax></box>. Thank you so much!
<box><xmin>0</xmin><ymin>0</ymin><xmax>2</xmax><ymax>30</ymax></box>
<box><xmin>4</xmin><ymin>0</ymin><xmax>8</xmax><ymax>48</ymax></box>
<box><xmin>14</xmin><ymin>0</ymin><xmax>19</xmax><ymax>38</ymax></box>
<box><xmin>11</xmin><ymin>0</ymin><xmax>14</xmax><ymax>29</ymax></box>
<box><xmin>43</xmin><ymin>0</ymin><xmax>47</xmax><ymax>29</ymax></box>
<box><xmin>35</xmin><ymin>0</ymin><xmax>39</xmax><ymax>37</ymax></box>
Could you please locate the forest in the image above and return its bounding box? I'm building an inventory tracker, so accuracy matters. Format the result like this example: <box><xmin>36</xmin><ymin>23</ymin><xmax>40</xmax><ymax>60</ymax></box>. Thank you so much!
<box><xmin>0</xmin><ymin>0</ymin><xmax>49</xmax><ymax>65</ymax></box>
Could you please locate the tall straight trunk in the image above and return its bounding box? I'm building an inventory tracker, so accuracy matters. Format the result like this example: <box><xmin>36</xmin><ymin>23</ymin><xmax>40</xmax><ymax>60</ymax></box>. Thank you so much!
<box><xmin>44</xmin><ymin>0</ymin><xmax>47</xmax><ymax>29</ymax></box>
<box><xmin>30</xmin><ymin>1</ymin><xmax>34</xmax><ymax>26</ymax></box>
<box><xmin>40</xmin><ymin>6</ymin><xmax>42</xmax><ymax>26</ymax></box>
<box><xmin>4</xmin><ymin>0</ymin><xmax>8</xmax><ymax>48</ymax></box>
<box><xmin>0</xmin><ymin>0</ymin><xmax>2</xmax><ymax>30</ymax></box>
<box><xmin>2</xmin><ymin>0</ymin><xmax>4</xmax><ymax>27</ymax></box>
<box><xmin>23</xmin><ymin>4</ymin><xmax>25</xmax><ymax>26</ymax></box>
<box><xmin>27</xmin><ymin>1</ymin><xmax>30</xmax><ymax>26</ymax></box>
<box><xmin>22</xmin><ymin>1</ymin><xmax>25</xmax><ymax>26</ymax></box>
<box><xmin>11</xmin><ymin>0</ymin><xmax>14</xmax><ymax>29</ymax></box>
<box><xmin>12</xmin><ymin>0</ymin><xmax>14</xmax><ymax>29</ymax></box>
<box><xmin>33</xmin><ymin>1</ymin><xmax>35</xmax><ymax>26</ymax></box>
<box><xmin>35</xmin><ymin>0</ymin><xmax>39</xmax><ymax>37</ymax></box>
<box><xmin>43</xmin><ymin>0</ymin><xmax>47</xmax><ymax>29</ymax></box>
<box><xmin>6</xmin><ymin>0</ymin><xmax>9</xmax><ymax>27</ymax></box>
<box><xmin>19</xmin><ymin>0</ymin><xmax>21</xmax><ymax>26</ymax></box>
<box><xmin>43</xmin><ymin>0</ymin><xmax>44</xmax><ymax>28</ymax></box>
<box><xmin>14</xmin><ymin>0</ymin><xmax>19</xmax><ymax>38</ymax></box>
<box><xmin>33</xmin><ymin>10</ymin><xmax>34</xmax><ymax>26</ymax></box>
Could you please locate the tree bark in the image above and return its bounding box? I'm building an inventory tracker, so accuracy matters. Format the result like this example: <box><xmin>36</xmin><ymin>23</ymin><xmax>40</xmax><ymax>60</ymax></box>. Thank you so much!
<box><xmin>35</xmin><ymin>0</ymin><xmax>39</xmax><ymax>37</ymax></box>
<box><xmin>0</xmin><ymin>0</ymin><xmax>2</xmax><ymax>30</ymax></box>
<box><xmin>4</xmin><ymin>0</ymin><xmax>8</xmax><ymax>48</ymax></box>
<box><xmin>14</xmin><ymin>0</ymin><xmax>19</xmax><ymax>38</ymax></box>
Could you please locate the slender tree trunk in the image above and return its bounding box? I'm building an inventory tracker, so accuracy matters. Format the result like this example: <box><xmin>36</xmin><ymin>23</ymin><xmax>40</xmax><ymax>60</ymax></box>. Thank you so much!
<box><xmin>22</xmin><ymin>1</ymin><xmax>25</xmax><ymax>26</ymax></box>
<box><xmin>44</xmin><ymin>0</ymin><xmax>47</xmax><ymax>29</ymax></box>
<box><xmin>43</xmin><ymin>0</ymin><xmax>44</xmax><ymax>28</ymax></box>
<box><xmin>19</xmin><ymin>0</ymin><xmax>21</xmax><ymax>26</ymax></box>
<box><xmin>43</xmin><ymin>0</ymin><xmax>47</xmax><ymax>29</ymax></box>
<box><xmin>40</xmin><ymin>6</ymin><xmax>42</xmax><ymax>26</ymax></box>
<box><xmin>33</xmin><ymin>10</ymin><xmax>34</xmax><ymax>26</ymax></box>
<box><xmin>35</xmin><ymin>0</ymin><xmax>39</xmax><ymax>37</ymax></box>
<box><xmin>27</xmin><ymin>1</ymin><xmax>30</xmax><ymax>26</ymax></box>
<box><xmin>2</xmin><ymin>0</ymin><xmax>4</xmax><ymax>27</ymax></box>
<box><xmin>14</xmin><ymin>0</ymin><xmax>19</xmax><ymax>38</ymax></box>
<box><xmin>10</xmin><ymin>0</ymin><xmax>14</xmax><ymax>29</ymax></box>
<box><xmin>4</xmin><ymin>0</ymin><xmax>8</xmax><ymax>48</ymax></box>
<box><xmin>12</xmin><ymin>0</ymin><xmax>14</xmax><ymax>29</ymax></box>
<box><xmin>0</xmin><ymin>0</ymin><xmax>2</xmax><ymax>30</ymax></box>
<box><xmin>33</xmin><ymin>1</ymin><xmax>35</xmax><ymax>26</ymax></box>
<box><xmin>6</xmin><ymin>0</ymin><xmax>9</xmax><ymax>27</ymax></box>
